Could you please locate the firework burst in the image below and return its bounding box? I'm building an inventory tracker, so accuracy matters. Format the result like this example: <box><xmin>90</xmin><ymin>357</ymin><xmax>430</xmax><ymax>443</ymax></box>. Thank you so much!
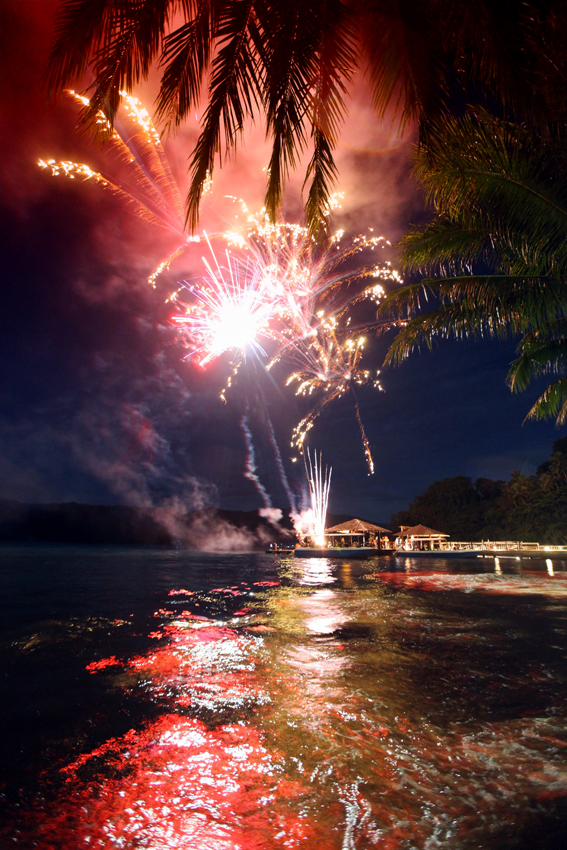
<box><xmin>281</xmin><ymin>317</ymin><xmax>382</xmax><ymax>473</ymax></box>
<box><xmin>38</xmin><ymin>90</ymin><xmax>198</xmax><ymax>286</ymax></box>
<box><xmin>171</xmin><ymin>210</ymin><xmax>400</xmax><ymax>472</ymax></box>
<box><xmin>39</xmin><ymin>91</ymin><xmax>404</xmax><ymax>485</ymax></box>
<box><xmin>171</xmin><ymin>234</ymin><xmax>278</xmax><ymax>367</ymax></box>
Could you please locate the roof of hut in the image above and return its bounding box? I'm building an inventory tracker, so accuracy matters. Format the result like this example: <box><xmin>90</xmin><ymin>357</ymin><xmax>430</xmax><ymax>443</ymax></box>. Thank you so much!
<box><xmin>325</xmin><ymin>518</ymin><xmax>391</xmax><ymax>534</ymax></box>
<box><xmin>397</xmin><ymin>524</ymin><xmax>448</xmax><ymax>537</ymax></box>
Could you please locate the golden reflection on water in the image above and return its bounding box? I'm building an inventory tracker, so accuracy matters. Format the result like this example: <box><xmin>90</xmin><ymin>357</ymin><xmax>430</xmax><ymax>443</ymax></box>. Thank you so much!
<box><xmin>4</xmin><ymin>557</ymin><xmax>567</xmax><ymax>849</ymax></box>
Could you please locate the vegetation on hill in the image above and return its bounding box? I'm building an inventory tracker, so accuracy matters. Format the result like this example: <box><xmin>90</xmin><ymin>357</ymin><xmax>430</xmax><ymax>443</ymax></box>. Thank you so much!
<box><xmin>391</xmin><ymin>437</ymin><xmax>567</xmax><ymax>543</ymax></box>
<box><xmin>0</xmin><ymin>502</ymin><xmax>293</xmax><ymax>548</ymax></box>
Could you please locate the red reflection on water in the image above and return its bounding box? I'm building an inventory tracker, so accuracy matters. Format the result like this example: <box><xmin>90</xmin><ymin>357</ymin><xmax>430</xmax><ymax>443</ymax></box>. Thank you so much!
<box><xmin>375</xmin><ymin>571</ymin><xmax>567</xmax><ymax>596</ymax></box>
<box><xmin>6</xmin><ymin>577</ymin><xmax>567</xmax><ymax>849</ymax></box>
<box><xmin>10</xmin><ymin>612</ymin><xmax>330</xmax><ymax>849</ymax></box>
<box><xmin>85</xmin><ymin>656</ymin><xmax>122</xmax><ymax>673</ymax></box>
<box><xmin>26</xmin><ymin>714</ymin><xmax>321</xmax><ymax>849</ymax></box>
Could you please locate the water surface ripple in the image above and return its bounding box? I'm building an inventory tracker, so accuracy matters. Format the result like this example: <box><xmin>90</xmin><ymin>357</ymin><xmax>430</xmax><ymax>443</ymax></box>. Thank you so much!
<box><xmin>1</xmin><ymin>544</ymin><xmax>566</xmax><ymax>848</ymax></box>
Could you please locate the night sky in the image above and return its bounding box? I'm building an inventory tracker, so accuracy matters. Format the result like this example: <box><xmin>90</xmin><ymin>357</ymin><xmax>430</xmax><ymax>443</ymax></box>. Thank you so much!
<box><xmin>0</xmin><ymin>0</ymin><xmax>563</xmax><ymax>524</ymax></box>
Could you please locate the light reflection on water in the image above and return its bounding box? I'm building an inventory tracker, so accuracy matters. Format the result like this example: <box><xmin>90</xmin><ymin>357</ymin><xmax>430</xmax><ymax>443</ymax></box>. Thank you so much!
<box><xmin>294</xmin><ymin>556</ymin><xmax>336</xmax><ymax>586</ymax></box>
<box><xmin>1</xmin><ymin>545</ymin><xmax>567</xmax><ymax>848</ymax></box>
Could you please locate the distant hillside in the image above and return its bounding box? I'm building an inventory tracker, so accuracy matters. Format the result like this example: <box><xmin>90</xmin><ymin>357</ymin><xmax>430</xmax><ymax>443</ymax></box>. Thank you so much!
<box><xmin>0</xmin><ymin>499</ymin><xmax>392</xmax><ymax>549</ymax></box>
<box><xmin>0</xmin><ymin>499</ymin><xmax>168</xmax><ymax>546</ymax></box>
<box><xmin>0</xmin><ymin>500</ymin><xmax>291</xmax><ymax>549</ymax></box>
<box><xmin>391</xmin><ymin>437</ymin><xmax>567</xmax><ymax>544</ymax></box>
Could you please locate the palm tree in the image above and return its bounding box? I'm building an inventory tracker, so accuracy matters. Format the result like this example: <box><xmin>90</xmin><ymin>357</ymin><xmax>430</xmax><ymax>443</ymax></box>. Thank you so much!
<box><xmin>46</xmin><ymin>0</ymin><xmax>562</xmax><ymax>234</ymax></box>
<box><xmin>381</xmin><ymin>109</ymin><xmax>567</xmax><ymax>425</ymax></box>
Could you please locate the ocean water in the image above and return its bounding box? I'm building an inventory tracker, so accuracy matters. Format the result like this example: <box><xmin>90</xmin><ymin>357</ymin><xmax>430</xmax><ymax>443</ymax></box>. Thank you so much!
<box><xmin>1</xmin><ymin>543</ymin><xmax>567</xmax><ymax>849</ymax></box>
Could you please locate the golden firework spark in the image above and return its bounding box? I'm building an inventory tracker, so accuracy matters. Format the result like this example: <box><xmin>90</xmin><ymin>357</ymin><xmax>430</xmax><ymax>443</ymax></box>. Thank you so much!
<box><xmin>171</xmin><ymin>208</ymin><xmax>399</xmax><ymax>469</ymax></box>
<box><xmin>39</xmin><ymin>89</ymin><xmax>403</xmax><ymax>472</ymax></box>
<box><xmin>279</xmin><ymin>318</ymin><xmax>382</xmax><ymax>473</ymax></box>
<box><xmin>38</xmin><ymin>90</ymin><xmax>189</xmax><ymax>286</ymax></box>
<box><xmin>305</xmin><ymin>448</ymin><xmax>332</xmax><ymax>547</ymax></box>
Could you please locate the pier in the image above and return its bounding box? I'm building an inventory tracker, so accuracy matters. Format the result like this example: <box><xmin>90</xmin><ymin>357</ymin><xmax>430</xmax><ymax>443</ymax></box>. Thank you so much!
<box><xmin>395</xmin><ymin>541</ymin><xmax>567</xmax><ymax>560</ymax></box>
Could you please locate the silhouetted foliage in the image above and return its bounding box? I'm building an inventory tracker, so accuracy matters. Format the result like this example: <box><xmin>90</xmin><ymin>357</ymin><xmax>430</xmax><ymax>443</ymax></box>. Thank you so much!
<box><xmin>382</xmin><ymin>106</ymin><xmax>567</xmax><ymax>425</ymax></box>
<box><xmin>47</xmin><ymin>0</ymin><xmax>567</xmax><ymax>234</ymax></box>
<box><xmin>391</xmin><ymin>438</ymin><xmax>567</xmax><ymax>543</ymax></box>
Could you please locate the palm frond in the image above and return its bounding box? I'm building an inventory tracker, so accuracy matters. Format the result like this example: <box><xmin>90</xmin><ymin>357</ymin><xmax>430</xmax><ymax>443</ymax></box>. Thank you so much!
<box><xmin>525</xmin><ymin>377</ymin><xmax>567</xmax><ymax>427</ymax></box>
<box><xmin>261</xmin><ymin>2</ymin><xmax>320</xmax><ymax>220</ymax></box>
<box><xmin>400</xmin><ymin>218</ymin><xmax>496</xmax><ymax>275</ymax></box>
<box><xmin>378</xmin><ymin>280</ymin><xmax>430</xmax><ymax>317</ymax></box>
<box><xmin>439</xmin><ymin>0</ymin><xmax>539</xmax><ymax>120</ymax></box>
<box><xmin>86</xmin><ymin>0</ymin><xmax>177</xmax><ymax>126</ymax></box>
<box><xmin>412</xmin><ymin>111</ymin><xmax>567</xmax><ymax>268</ymax></box>
<box><xmin>156</xmin><ymin>2</ymin><xmax>218</xmax><ymax>127</ymax></box>
<box><xmin>302</xmin><ymin>0</ymin><xmax>356</xmax><ymax>236</ymax></box>
<box><xmin>383</xmin><ymin>301</ymin><xmax>510</xmax><ymax>366</ymax></box>
<box><xmin>508</xmin><ymin>321</ymin><xmax>567</xmax><ymax>392</ymax></box>
<box><xmin>381</xmin><ymin>273</ymin><xmax>566</xmax><ymax>337</ymax></box>
<box><xmin>360</xmin><ymin>0</ymin><xmax>448</xmax><ymax>132</ymax></box>
<box><xmin>47</xmin><ymin>0</ymin><xmax>113</xmax><ymax>96</ymax></box>
<box><xmin>186</xmin><ymin>0</ymin><xmax>262</xmax><ymax>230</ymax></box>
<box><xmin>303</xmin><ymin>130</ymin><xmax>338</xmax><ymax>239</ymax></box>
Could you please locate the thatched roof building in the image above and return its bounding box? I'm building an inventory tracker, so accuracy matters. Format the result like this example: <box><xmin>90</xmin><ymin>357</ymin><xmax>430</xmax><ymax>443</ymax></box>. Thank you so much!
<box><xmin>397</xmin><ymin>524</ymin><xmax>448</xmax><ymax>538</ymax></box>
<box><xmin>322</xmin><ymin>518</ymin><xmax>391</xmax><ymax>550</ymax></box>
<box><xmin>325</xmin><ymin>518</ymin><xmax>391</xmax><ymax>535</ymax></box>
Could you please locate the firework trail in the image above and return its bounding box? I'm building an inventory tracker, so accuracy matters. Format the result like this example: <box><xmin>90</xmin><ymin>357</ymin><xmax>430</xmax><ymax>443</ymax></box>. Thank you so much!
<box><xmin>240</xmin><ymin>410</ymin><xmax>272</xmax><ymax>508</ymax></box>
<box><xmin>38</xmin><ymin>90</ymin><xmax>200</xmax><ymax>286</ymax></box>
<box><xmin>305</xmin><ymin>449</ymin><xmax>332</xmax><ymax>547</ymax></box>
<box><xmin>254</xmin><ymin>385</ymin><xmax>298</xmax><ymax>513</ymax></box>
<box><xmin>353</xmin><ymin>399</ymin><xmax>375</xmax><ymax>476</ymax></box>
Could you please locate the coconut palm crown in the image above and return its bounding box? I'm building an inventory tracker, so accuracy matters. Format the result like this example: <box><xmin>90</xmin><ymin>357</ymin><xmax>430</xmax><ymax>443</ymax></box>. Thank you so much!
<box><xmin>47</xmin><ymin>0</ymin><xmax>558</xmax><ymax>235</ymax></box>
<box><xmin>381</xmin><ymin>109</ymin><xmax>567</xmax><ymax>425</ymax></box>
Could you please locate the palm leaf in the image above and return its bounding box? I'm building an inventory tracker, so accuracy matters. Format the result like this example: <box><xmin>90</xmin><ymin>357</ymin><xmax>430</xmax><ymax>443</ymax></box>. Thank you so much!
<box><xmin>411</xmin><ymin>112</ymin><xmax>567</xmax><ymax>268</ymax></box>
<box><xmin>186</xmin><ymin>0</ymin><xmax>262</xmax><ymax>230</ymax></box>
<box><xmin>49</xmin><ymin>1</ymin><xmax>182</xmax><ymax>129</ymax></box>
<box><xmin>261</xmin><ymin>2</ymin><xmax>315</xmax><ymax>220</ymax></box>
<box><xmin>508</xmin><ymin>322</ymin><xmax>567</xmax><ymax>392</ymax></box>
<box><xmin>400</xmin><ymin>217</ymin><xmax>499</xmax><ymax>275</ymax></box>
<box><xmin>439</xmin><ymin>0</ymin><xmax>539</xmax><ymax>120</ymax></box>
<box><xmin>525</xmin><ymin>377</ymin><xmax>567</xmax><ymax>426</ymax></box>
<box><xmin>47</xmin><ymin>0</ymin><xmax>113</xmax><ymax>97</ymax></box>
<box><xmin>382</xmin><ymin>274</ymin><xmax>566</xmax><ymax>335</ymax></box>
<box><xmin>87</xmin><ymin>0</ymin><xmax>177</xmax><ymax>125</ymax></box>
<box><xmin>360</xmin><ymin>0</ymin><xmax>448</xmax><ymax>132</ymax></box>
<box><xmin>302</xmin><ymin>0</ymin><xmax>356</xmax><ymax>235</ymax></box>
<box><xmin>383</xmin><ymin>301</ymin><xmax>510</xmax><ymax>366</ymax></box>
<box><xmin>303</xmin><ymin>130</ymin><xmax>339</xmax><ymax>239</ymax></box>
<box><xmin>156</xmin><ymin>5</ymin><xmax>217</xmax><ymax>127</ymax></box>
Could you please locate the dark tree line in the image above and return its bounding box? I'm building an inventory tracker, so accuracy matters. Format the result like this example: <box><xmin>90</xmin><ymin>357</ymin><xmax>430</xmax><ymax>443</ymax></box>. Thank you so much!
<box><xmin>391</xmin><ymin>437</ymin><xmax>567</xmax><ymax>543</ymax></box>
<box><xmin>0</xmin><ymin>502</ymin><xmax>292</xmax><ymax>547</ymax></box>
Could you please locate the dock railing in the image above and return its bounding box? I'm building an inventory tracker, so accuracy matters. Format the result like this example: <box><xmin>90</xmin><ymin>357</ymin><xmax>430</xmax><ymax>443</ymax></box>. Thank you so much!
<box><xmin>406</xmin><ymin>540</ymin><xmax>567</xmax><ymax>553</ymax></box>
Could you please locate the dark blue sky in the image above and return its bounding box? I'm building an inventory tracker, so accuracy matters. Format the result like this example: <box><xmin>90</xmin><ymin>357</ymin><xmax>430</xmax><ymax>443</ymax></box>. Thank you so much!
<box><xmin>0</xmin><ymin>0</ymin><xmax>562</xmax><ymax>524</ymax></box>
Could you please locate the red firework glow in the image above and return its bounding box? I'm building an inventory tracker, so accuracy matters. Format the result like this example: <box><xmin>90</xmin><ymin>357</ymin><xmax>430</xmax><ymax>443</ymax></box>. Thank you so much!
<box><xmin>38</xmin><ymin>91</ymin><xmax>402</xmax><ymax>472</ymax></box>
